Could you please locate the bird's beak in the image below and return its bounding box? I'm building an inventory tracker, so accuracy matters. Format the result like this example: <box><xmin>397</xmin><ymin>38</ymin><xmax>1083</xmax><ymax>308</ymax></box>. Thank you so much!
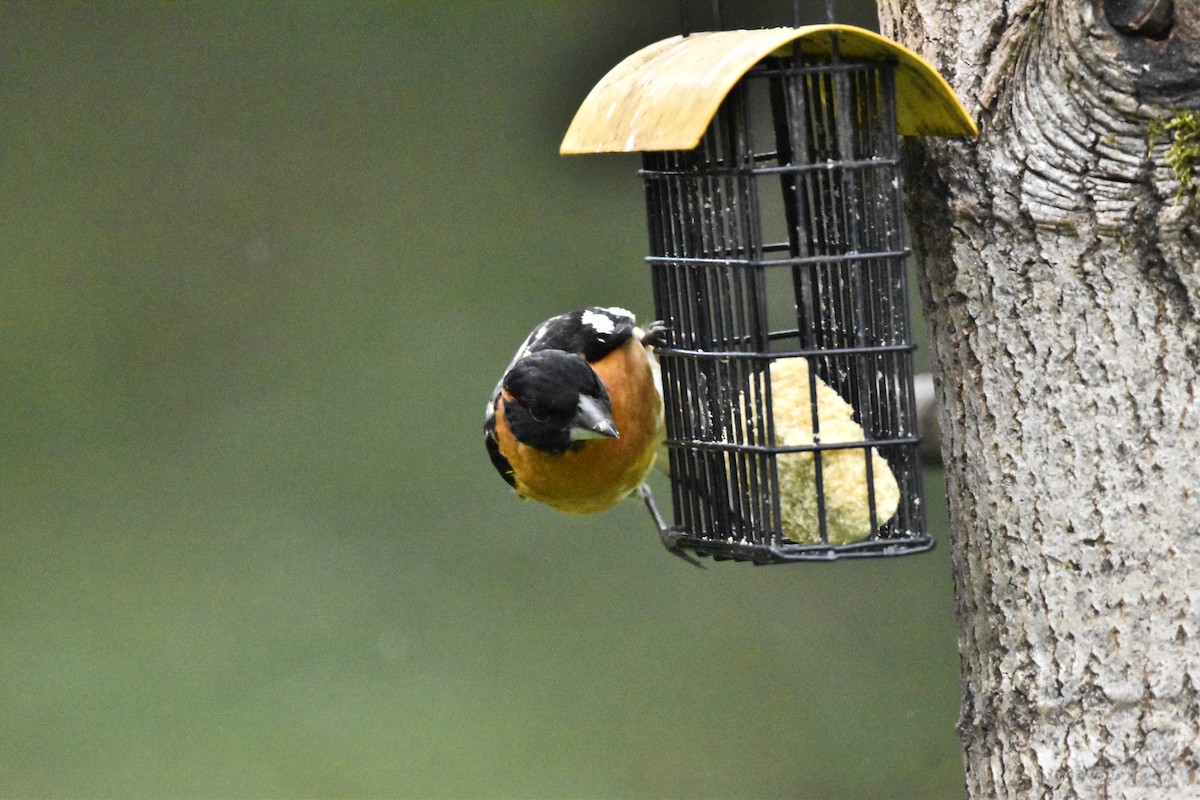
<box><xmin>570</xmin><ymin>394</ymin><xmax>619</xmax><ymax>441</ymax></box>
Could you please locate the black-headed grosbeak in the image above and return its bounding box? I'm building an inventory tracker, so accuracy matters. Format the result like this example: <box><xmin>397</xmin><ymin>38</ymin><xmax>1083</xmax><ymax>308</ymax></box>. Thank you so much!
<box><xmin>484</xmin><ymin>307</ymin><xmax>697</xmax><ymax>564</ymax></box>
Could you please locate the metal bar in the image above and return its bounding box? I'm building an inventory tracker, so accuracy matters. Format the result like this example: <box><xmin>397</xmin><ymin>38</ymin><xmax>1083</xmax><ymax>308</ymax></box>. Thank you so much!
<box><xmin>644</xmin><ymin>248</ymin><xmax>910</xmax><ymax>268</ymax></box>
<box><xmin>640</xmin><ymin>156</ymin><xmax>902</xmax><ymax>179</ymax></box>
<box><xmin>663</xmin><ymin>436</ymin><xmax>922</xmax><ymax>454</ymax></box>
<box><xmin>656</xmin><ymin>342</ymin><xmax>915</xmax><ymax>360</ymax></box>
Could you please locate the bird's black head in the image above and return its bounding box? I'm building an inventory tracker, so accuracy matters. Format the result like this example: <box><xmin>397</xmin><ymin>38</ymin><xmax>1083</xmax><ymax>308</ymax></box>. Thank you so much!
<box><xmin>502</xmin><ymin>350</ymin><xmax>618</xmax><ymax>454</ymax></box>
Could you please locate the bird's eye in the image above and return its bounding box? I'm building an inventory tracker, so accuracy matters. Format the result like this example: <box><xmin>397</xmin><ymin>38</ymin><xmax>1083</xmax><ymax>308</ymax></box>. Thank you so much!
<box><xmin>529</xmin><ymin>407</ymin><xmax>549</xmax><ymax>423</ymax></box>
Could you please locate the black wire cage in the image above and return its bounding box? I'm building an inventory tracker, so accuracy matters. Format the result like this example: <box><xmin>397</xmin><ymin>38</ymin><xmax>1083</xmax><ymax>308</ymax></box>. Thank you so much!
<box><xmin>562</xmin><ymin>25</ymin><xmax>976</xmax><ymax>564</ymax></box>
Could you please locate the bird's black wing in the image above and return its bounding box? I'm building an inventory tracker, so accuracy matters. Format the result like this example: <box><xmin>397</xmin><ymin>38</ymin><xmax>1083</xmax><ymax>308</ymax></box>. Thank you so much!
<box><xmin>514</xmin><ymin>307</ymin><xmax>638</xmax><ymax>364</ymax></box>
<box><xmin>483</xmin><ymin>413</ymin><xmax>517</xmax><ymax>488</ymax></box>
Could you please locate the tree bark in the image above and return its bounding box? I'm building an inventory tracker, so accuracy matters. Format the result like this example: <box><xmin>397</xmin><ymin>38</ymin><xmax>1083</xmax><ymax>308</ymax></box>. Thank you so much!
<box><xmin>876</xmin><ymin>1</ymin><xmax>1200</xmax><ymax>796</ymax></box>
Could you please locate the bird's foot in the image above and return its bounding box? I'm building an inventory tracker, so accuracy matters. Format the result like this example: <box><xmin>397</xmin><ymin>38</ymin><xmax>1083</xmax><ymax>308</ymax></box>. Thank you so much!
<box><xmin>637</xmin><ymin>484</ymin><xmax>704</xmax><ymax>568</ymax></box>
<box><xmin>639</xmin><ymin>320</ymin><xmax>672</xmax><ymax>349</ymax></box>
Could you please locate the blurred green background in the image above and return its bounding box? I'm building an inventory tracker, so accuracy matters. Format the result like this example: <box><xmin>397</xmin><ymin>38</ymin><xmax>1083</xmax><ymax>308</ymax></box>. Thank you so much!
<box><xmin>1</xmin><ymin>2</ymin><xmax>963</xmax><ymax>798</ymax></box>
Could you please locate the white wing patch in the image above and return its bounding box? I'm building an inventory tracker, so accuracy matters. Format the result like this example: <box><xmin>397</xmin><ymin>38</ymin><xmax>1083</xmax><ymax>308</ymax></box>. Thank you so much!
<box><xmin>580</xmin><ymin>308</ymin><xmax>617</xmax><ymax>335</ymax></box>
<box><xmin>603</xmin><ymin>306</ymin><xmax>635</xmax><ymax>321</ymax></box>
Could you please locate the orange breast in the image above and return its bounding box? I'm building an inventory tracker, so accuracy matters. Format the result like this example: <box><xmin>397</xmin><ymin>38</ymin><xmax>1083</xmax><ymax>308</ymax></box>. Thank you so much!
<box><xmin>495</xmin><ymin>338</ymin><xmax>663</xmax><ymax>514</ymax></box>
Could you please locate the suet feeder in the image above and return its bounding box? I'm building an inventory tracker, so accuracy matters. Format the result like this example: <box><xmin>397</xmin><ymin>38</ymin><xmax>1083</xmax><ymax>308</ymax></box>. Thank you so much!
<box><xmin>562</xmin><ymin>21</ymin><xmax>976</xmax><ymax>564</ymax></box>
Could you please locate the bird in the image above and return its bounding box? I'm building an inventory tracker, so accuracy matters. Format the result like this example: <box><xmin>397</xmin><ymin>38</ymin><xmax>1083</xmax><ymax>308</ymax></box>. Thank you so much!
<box><xmin>484</xmin><ymin>307</ymin><xmax>698</xmax><ymax>564</ymax></box>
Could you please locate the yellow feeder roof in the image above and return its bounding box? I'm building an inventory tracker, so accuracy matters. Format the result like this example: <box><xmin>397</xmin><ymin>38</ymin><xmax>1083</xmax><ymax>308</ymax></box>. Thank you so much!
<box><xmin>561</xmin><ymin>24</ymin><xmax>978</xmax><ymax>154</ymax></box>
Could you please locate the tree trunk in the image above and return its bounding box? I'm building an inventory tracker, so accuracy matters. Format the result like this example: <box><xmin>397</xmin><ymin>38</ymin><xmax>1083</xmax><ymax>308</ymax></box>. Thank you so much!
<box><xmin>876</xmin><ymin>1</ymin><xmax>1200</xmax><ymax>796</ymax></box>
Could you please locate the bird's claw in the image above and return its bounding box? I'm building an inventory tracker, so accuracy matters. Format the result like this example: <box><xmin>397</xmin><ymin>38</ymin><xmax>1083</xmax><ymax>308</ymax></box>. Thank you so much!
<box><xmin>640</xmin><ymin>320</ymin><xmax>672</xmax><ymax>350</ymax></box>
<box><xmin>661</xmin><ymin>533</ymin><xmax>705</xmax><ymax>569</ymax></box>
<box><xmin>637</xmin><ymin>484</ymin><xmax>705</xmax><ymax>568</ymax></box>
